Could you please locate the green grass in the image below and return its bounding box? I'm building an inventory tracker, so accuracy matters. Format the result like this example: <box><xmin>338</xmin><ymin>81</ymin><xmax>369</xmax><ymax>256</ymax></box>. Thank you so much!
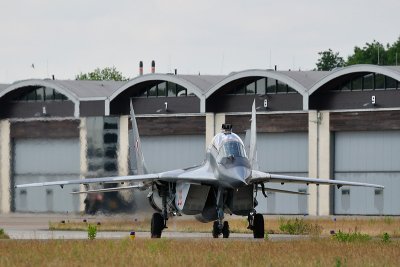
<box><xmin>87</xmin><ymin>224</ymin><xmax>97</xmax><ymax>240</ymax></box>
<box><xmin>382</xmin><ymin>232</ymin><xmax>391</xmax><ymax>243</ymax></box>
<box><xmin>0</xmin><ymin>228</ymin><xmax>10</xmax><ymax>239</ymax></box>
<box><xmin>1</xmin><ymin>239</ymin><xmax>399</xmax><ymax>267</ymax></box>
<box><xmin>332</xmin><ymin>231</ymin><xmax>372</xmax><ymax>242</ymax></box>
<box><xmin>278</xmin><ymin>217</ymin><xmax>323</xmax><ymax>236</ymax></box>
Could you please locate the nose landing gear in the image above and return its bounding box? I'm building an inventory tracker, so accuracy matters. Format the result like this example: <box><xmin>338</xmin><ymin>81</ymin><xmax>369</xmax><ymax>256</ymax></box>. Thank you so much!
<box><xmin>212</xmin><ymin>186</ymin><xmax>230</xmax><ymax>238</ymax></box>
<box><xmin>212</xmin><ymin>220</ymin><xmax>230</xmax><ymax>238</ymax></box>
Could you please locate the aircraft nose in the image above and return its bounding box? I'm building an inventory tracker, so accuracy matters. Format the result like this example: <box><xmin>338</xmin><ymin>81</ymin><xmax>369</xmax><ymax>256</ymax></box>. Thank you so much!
<box><xmin>224</xmin><ymin>166</ymin><xmax>250</xmax><ymax>187</ymax></box>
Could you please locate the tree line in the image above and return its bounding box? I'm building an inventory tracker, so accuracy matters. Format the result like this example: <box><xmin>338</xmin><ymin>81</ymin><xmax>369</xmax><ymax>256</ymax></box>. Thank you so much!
<box><xmin>76</xmin><ymin>66</ymin><xmax>129</xmax><ymax>81</ymax></box>
<box><xmin>316</xmin><ymin>36</ymin><xmax>400</xmax><ymax>71</ymax></box>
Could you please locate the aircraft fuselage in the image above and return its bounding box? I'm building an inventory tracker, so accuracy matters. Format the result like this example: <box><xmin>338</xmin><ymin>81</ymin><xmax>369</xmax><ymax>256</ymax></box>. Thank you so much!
<box><xmin>149</xmin><ymin>131</ymin><xmax>256</xmax><ymax>222</ymax></box>
<box><xmin>207</xmin><ymin>142</ymin><xmax>252</xmax><ymax>189</ymax></box>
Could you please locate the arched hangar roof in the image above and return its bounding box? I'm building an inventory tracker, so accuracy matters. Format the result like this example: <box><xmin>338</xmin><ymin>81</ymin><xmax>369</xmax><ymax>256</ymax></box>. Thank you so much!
<box><xmin>205</xmin><ymin>69</ymin><xmax>330</xmax><ymax>110</ymax></box>
<box><xmin>108</xmin><ymin>73</ymin><xmax>226</xmax><ymax>113</ymax></box>
<box><xmin>205</xmin><ymin>69</ymin><xmax>330</xmax><ymax>98</ymax></box>
<box><xmin>109</xmin><ymin>73</ymin><xmax>226</xmax><ymax>100</ymax></box>
<box><xmin>0</xmin><ymin>84</ymin><xmax>9</xmax><ymax>92</ymax></box>
<box><xmin>0</xmin><ymin>79</ymin><xmax>123</xmax><ymax>117</ymax></box>
<box><xmin>308</xmin><ymin>64</ymin><xmax>400</xmax><ymax>96</ymax></box>
<box><xmin>0</xmin><ymin>79</ymin><xmax>124</xmax><ymax>100</ymax></box>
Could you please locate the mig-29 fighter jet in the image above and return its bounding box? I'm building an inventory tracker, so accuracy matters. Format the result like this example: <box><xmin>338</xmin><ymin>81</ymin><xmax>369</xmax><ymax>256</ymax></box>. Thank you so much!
<box><xmin>16</xmin><ymin>101</ymin><xmax>384</xmax><ymax>238</ymax></box>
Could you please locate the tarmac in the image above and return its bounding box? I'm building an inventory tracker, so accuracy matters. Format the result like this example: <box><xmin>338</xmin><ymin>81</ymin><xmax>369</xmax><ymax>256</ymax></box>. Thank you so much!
<box><xmin>0</xmin><ymin>213</ymin><xmax>308</xmax><ymax>240</ymax></box>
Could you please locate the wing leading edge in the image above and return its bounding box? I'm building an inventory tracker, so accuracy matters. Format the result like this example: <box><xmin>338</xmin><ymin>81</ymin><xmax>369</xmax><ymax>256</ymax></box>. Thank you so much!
<box><xmin>14</xmin><ymin>174</ymin><xmax>159</xmax><ymax>189</ymax></box>
<box><xmin>250</xmin><ymin>170</ymin><xmax>384</xmax><ymax>189</ymax></box>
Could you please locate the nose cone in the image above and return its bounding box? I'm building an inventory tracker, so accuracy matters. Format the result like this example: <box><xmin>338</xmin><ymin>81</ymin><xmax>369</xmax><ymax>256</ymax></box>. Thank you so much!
<box><xmin>219</xmin><ymin>166</ymin><xmax>251</xmax><ymax>188</ymax></box>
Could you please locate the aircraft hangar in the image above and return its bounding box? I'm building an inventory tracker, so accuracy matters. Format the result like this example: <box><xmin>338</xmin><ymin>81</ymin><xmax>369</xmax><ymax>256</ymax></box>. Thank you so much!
<box><xmin>0</xmin><ymin>64</ymin><xmax>399</xmax><ymax>216</ymax></box>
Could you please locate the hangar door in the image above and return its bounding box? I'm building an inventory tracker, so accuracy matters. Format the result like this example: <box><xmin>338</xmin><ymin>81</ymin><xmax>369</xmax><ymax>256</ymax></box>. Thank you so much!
<box><xmin>13</xmin><ymin>139</ymin><xmax>81</xmax><ymax>212</ymax></box>
<box><xmin>334</xmin><ymin>131</ymin><xmax>400</xmax><ymax>215</ymax></box>
<box><xmin>255</xmin><ymin>132</ymin><xmax>308</xmax><ymax>215</ymax></box>
<box><xmin>132</xmin><ymin>134</ymin><xmax>206</xmax><ymax>173</ymax></box>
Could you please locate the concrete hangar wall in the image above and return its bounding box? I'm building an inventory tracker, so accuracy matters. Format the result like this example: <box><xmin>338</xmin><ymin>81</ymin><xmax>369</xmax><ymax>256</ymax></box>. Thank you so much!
<box><xmin>0</xmin><ymin>64</ymin><xmax>400</xmax><ymax>216</ymax></box>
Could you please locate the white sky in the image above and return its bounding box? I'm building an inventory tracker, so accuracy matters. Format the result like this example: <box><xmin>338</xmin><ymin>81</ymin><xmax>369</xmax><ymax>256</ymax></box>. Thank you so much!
<box><xmin>1</xmin><ymin>0</ymin><xmax>399</xmax><ymax>83</ymax></box>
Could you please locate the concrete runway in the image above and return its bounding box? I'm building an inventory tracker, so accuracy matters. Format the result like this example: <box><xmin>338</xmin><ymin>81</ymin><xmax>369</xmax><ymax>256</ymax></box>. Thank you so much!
<box><xmin>0</xmin><ymin>213</ymin><xmax>307</xmax><ymax>241</ymax></box>
<box><xmin>5</xmin><ymin>229</ymin><xmax>257</xmax><ymax>240</ymax></box>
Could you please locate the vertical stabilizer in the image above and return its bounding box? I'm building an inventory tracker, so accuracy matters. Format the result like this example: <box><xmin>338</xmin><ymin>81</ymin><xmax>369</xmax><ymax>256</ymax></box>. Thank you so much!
<box><xmin>130</xmin><ymin>100</ymin><xmax>148</xmax><ymax>174</ymax></box>
<box><xmin>245</xmin><ymin>100</ymin><xmax>259</xmax><ymax>170</ymax></box>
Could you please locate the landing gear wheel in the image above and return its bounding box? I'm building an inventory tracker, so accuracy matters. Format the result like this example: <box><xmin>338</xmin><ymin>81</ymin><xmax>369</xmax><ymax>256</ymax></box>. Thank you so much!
<box><xmin>222</xmin><ymin>221</ymin><xmax>230</xmax><ymax>238</ymax></box>
<box><xmin>151</xmin><ymin>212</ymin><xmax>164</xmax><ymax>238</ymax></box>
<box><xmin>212</xmin><ymin>221</ymin><xmax>220</xmax><ymax>238</ymax></box>
<box><xmin>253</xmin><ymin>213</ymin><xmax>264</xmax><ymax>239</ymax></box>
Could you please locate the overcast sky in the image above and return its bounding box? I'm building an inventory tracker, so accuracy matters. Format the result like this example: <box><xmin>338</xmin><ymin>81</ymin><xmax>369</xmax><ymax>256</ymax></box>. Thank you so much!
<box><xmin>0</xmin><ymin>0</ymin><xmax>399</xmax><ymax>83</ymax></box>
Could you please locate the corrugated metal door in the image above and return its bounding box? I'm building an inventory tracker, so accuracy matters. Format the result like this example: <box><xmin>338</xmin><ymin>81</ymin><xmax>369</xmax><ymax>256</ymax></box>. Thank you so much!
<box><xmin>255</xmin><ymin>132</ymin><xmax>308</xmax><ymax>215</ymax></box>
<box><xmin>137</xmin><ymin>135</ymin><xmax>206</xmax><ymax>172</ymax></box>
<box><xmin>334</xmin><ymin>131</ymin><xmax>400</xmax><ymax>215</ymax></box>
<box><xmin>13</xmin><ymin>139</ymin><xmax>80</xmax><ymax>212</ymax></box>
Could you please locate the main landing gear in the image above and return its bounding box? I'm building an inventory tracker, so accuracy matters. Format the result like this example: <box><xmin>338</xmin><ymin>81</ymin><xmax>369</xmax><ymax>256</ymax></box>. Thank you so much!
<box><xmin>151</xmin><ymin>212</ymin><xmax>166</xmax><ymax>238</ymax></box>
<box><xmin>150</xmin><ymin>186</ymin><xmax>170</xmax><ymax>238</ymax></box>
<box><xmin>247</xmin><ymin>212</ymin><xmax>264</xmax><ymax>238</ymax></box>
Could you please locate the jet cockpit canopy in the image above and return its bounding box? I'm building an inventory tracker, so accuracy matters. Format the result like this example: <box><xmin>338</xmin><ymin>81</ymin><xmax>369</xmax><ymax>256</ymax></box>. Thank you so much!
<box><xmin>211</xmin><ymin>132</ymin><xmax>247</xmax><ymax>158</ymax></box>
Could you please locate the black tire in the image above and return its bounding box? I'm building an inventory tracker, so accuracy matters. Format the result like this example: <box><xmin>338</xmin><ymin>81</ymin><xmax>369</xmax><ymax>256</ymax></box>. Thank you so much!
<box><xmin>151</xmin><ymin>213</ymin><xmax>164</xmax><ymax>238</ymax></box>
<box><xmin>253</xmin><ymin>213</ymin><xmax>264</xmax><ymax>239</ymax></box>
<box><xmin>212</xmin><ymin>221</ymin><xmax>220</xmax><ymax>238</ymax></box>
<box><xmin>222</xmin><ymin>221</ymin><xmax>230</xmax><ymax>238</ymax></box>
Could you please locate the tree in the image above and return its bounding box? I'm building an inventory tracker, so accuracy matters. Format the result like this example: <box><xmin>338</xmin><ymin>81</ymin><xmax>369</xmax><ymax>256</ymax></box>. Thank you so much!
<box><xmin>315</xmin><ymin>49</ymin><xmax>345</xmax><ymax>71</ymax></box>
<box><xmin>386</xmin><ymin>36</ymin><xmax>400</xmax><ymax>65</ymax></box>
<box><xmin>76</xmin><ymin>66</ymin><xmax>129</xmax><ymax>81</ymax></box>
<box><xmin>346</xmin><ymin>40</ymin><xmax>387</xmax><ymax>66</ymax></box>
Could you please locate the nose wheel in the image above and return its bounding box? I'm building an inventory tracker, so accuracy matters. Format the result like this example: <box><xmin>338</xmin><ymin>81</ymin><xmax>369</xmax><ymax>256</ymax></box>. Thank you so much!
<box><xmin>212</xmin><ymin>221</ymin><xmax>230</xmax><ymax>238</ymax></box>
<box><xmin>212</xmin><ymin>186</ymin><xmax>230</xmax><ymax>238</ymax></box>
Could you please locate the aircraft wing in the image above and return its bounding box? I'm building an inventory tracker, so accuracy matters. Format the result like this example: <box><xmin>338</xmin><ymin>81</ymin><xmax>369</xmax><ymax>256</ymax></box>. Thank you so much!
<box><xmin>15</xmin><ymin>165</ymin><xmax>217</xmax><ymax>190</ymax></box>
<box><xmin>14</xmin><ymin>174</ymin><xmax>159</xmax><ymax>189</ymax></box>
<box><xmin>250</xmin><ymin>170</ymin><xmax>384</xmax><ymax>189</ymax></box>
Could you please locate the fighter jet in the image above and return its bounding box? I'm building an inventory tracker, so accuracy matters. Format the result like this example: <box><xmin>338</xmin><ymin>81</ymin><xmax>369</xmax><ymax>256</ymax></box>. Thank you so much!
<box><xmin>15</xmin><ymin>100</ymin><xmax>384</xmax><ymax>238</ymax></box>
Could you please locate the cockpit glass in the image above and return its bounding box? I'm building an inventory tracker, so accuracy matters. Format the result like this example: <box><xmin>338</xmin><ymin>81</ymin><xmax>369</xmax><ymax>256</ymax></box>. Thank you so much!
<box><xmin>222</xmin><ymin>141</ymin><xmax>246</xmax><ymax>158</ymax></box>
<box><xmin>211</xmin><ymin>133</ymin><xmax>247</xmax><ymax>159</ymax></box>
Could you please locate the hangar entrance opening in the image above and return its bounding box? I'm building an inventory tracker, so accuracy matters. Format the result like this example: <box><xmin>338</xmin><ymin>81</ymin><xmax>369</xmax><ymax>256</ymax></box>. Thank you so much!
<box><xmin>206</xmin><ymin>76</ymin><xmax>302</xmax><ymax>113</ymax></box>
<box><xmin>0</xmin><ymin>86</ymin><xmax>74</xmax><ymax>118</ymax></box>
<box><xmin>13</xmin><ymin>138</ymin><xmax>80</xmax><ymax>212</ymax></box>
<box><xmin>110</xmin><ymin>80</ymin><xmax>200</xmax><ymax>115</ymax></box>
<box><xmin>255</xmin><ymin>132</ymin><xmax>308</xmax><ymax>215</ymax></box>
<box><xmin>310</xmin><ymin>73</ymin><xmax>400</xmax><ymax>110</ymax></box>
<box><xmin>334</xmin><ymin>131</ymin><xmax>400</xmax><ymax>215</ymax></box>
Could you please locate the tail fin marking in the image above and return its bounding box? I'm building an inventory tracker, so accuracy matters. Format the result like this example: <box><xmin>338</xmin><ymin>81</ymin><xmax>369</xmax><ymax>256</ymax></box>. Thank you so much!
<box><xmin>247</xmin><ymin>100</ymin><xmax>258</xmax><ymax>170</ymax></box>
<box><xmin>130</xmin><ymin>100</ymin><xmax>148</xmax><ymax>175</ymax></box>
